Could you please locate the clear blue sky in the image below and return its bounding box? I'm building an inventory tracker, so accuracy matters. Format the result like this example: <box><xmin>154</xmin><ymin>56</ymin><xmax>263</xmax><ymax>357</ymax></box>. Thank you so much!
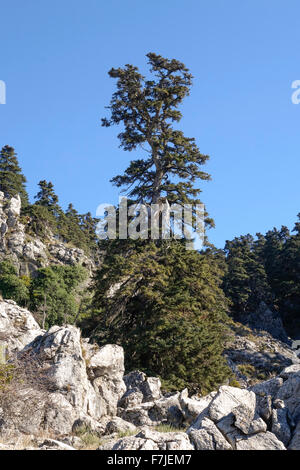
<box><xmin>1</xmin><ymin>0</ymin><xmax>299</xmax><ymax>247</ymax></box>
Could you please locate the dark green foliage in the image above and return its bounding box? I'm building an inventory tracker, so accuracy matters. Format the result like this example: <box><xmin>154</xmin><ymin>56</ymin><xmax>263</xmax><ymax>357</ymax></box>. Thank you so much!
<box><xmin>223</xmin><ymin>218</ymin><xmax>300</xmax><ymax>336</ymax></box>
<box><xmin>34</xmin><ymin>180</ymin><xmax>59</xmax><ymax>212</ymax></box>
<box><xmin>102</xmin><ymin>52</ymin><xmax>213</xmax><ymax>226</ymax></box>
<box><xmin>23</xmin><ymin>182</ymin><xmax>98</xmax><ymax>254</ymax></box>
<box><xmin>0</xmin><ymin>260</ymin><xmax>29</xmax><ymax>306</ymax></box>
<box><xmin>0</xmin><ymin>146</ymin><xmax>29</xmax><ymax>208</ymax></box>
<box><xmin>30</xmin><ymin>264</ymin><xmax>87</xmax><ymax>328</ymax></box>
<box><xmin>270</xmin><ymin>219</ymin><xmax>300</xmax><ymax>331</ymax></box>
<box><xmin>24</xmin><ymin>204</ymin><xmax>58</xmax><ymax>239</ymax></box>
<box><xmin>89</xmin><ymin>53</ymin><xmax>232</xmax><ymax>392</ymax></box>
<box><xmin>223</xmin><ymin>235</ymin><xmax>272</xmax><ymax>319</ymax></box>
<box><xmin>58</xmin><ymin>205</ymin><xmax>98</xmax><ymax>253</ymax></box>
<box><xmin>88</xmin><ymin>240</ymin><xmax>231</xmax><ymax>393</ymax></box>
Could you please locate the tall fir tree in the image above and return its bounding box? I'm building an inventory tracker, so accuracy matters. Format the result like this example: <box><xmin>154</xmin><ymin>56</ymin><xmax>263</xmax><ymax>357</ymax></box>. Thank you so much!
<box><xmin>0</xmin><ymin>145</ymin><xmax>29</xmax><ymax>208</ymax></box>
<box><xmin>102</xmin><ymin>52</ymin><xmax>213</xmax><ymax>226</ymax></box>
<box><xmin>34</xmin><ymin>180</ymin><xmax>59</xmax><ymax>212</ymax></box>
<box><xmin>87</xmin><ymin>54</ymin><xmax>232</xmax><ymax>391</ymax></box>
<box><xmin>223</xmin><ymin>234</ymin><xmax>272</xmax><ymax>319</ymax></box>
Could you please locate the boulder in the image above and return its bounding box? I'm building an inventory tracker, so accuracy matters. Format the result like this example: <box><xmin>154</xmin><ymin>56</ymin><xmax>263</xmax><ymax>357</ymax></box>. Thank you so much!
<box><xmin>111</xmin><ymin>428</ymin><xmax>194</xmax><ymax>451</ymax></box>
<box><xmin>179</xmin><ymin>389</ymin><xmax>216</xmax><ymax>424</ymax></box>
<box><xmin>235</xmin><ymin>431</ymin><xmax>286</xmax><ymax>450</ymax></box>
<box><xmin>232</xmin><ymin>404</ymin><xmax>267</xmax><ymax>435</ymax></box>
<box><xmin>276</xmin><ymin>372</ymin><xmax>300</xmax><ymax>419</ymax></box>
<box><xmin>188</xmin><ymin>418</ymin><xmax>232</xmax><ymax>450</ymax></box>
<box><xmin>288</xmin><ymin>420</ymin><xmax>300</xmax><ymax>450</ymax></box>
<box><xmin>122</xmin><ymin>370</ymin><xmax>161</xmax><ymax>402</ymax></box>
<box><xmin>0</xmin><ymin>304</ymin><xmax>127</xmax><ymax>437</ymax></box>
<box><xmin>105</xmin><ymin>417</ymin><xmax>137</xmax><ymax>435</ymax></box>
<box><xmin>271</xmin><ymin>408</ymin><xmax>291</xmax><ymax>447</ymax></box>
<box><xmin>0</xmin><ymin>300</ymin><xmax>43</xmax><ymax>356</ymax></box>
<box><xmin>118</xmin><ymin>389</ymin><xmax>144</xmax><ymax>409</ymax></box>
<box><xmin>209</xmin><ymin>386</ymin><xmax>256</xmax><ymax>422</ymax></box>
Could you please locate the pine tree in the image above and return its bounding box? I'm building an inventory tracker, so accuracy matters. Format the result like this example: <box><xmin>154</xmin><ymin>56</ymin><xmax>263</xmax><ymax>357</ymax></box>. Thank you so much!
<box><xmin>24</xmin><ymin>180</ymin><xmax>61</xmax><ymax>239</ymax></box>
<box><xmin>275</xmin><ymin>218</ymin><xmax>300</xmax><ymax>330</ymax></box>
<box><xmin>0</xmin><ymin>260</ymin><xmax>29</xmax><ymax>306</ymax></box>
<box><xmin>102</xmin><ymin>52</ymin><xmax>213</xmax><ymax>226</ymax></box>
<box><xmin>0</xmin><ymin>145</ymin><xmax>29</xmax><ymax>208</ymax></box>
<box><xmin>223</xmin><ymin>235</ymin><xmax>271</xmax><ymax>319</ymax></box>
<box><xmin>34</xmin><ymin>180</ymin><xmax>59</xmax><ymax>212</ymax></box>
<box><xmin>90</xmin><ymin>240</ymin><xmax>231</xmax><ymax>393</ymax></box>
<box><xmin>89</xmin><ymin>53</ymin><xmax>232</xmax><ymax>391</ymax></box>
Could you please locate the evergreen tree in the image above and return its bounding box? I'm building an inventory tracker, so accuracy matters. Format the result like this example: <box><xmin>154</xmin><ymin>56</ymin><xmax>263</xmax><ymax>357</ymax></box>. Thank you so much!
<box><xmin>0</xmin><ymin>260</ymin><xmax>29</xmax><ymax>306</ymax></box>
<box><xmin>25</xmin><ymin>180</ymin><xmax>61</xmax><ymax>239</ymax></box>
<box><xmin>275</xmin><ymin>218</ymin><xmax>300</xmax><ymax>330</ymax></box>
<box><xmin>0</xmin><ymin>145</ymin><xmax>29</xmax><ymax>208</ymax></box>
<box><xmin>223</xmin><ymin>235</ymin><xmax>272</xmax><ymax>319</ymax></box>
<box><xmin>34</xmin><ymin>180</ymin><xmax>59</xmax><ymax>212</ymax></box>
<box><xmin>102</xmin><ymin>52</ymin><xmax>213</xmax><ymax>226</ymax></box>
<box><xmin>87</xmin><ymin>53</ymin><xmax>234</xmax><ymax>391</ymax></box>
<box><xmin>30</xmin><ymin>264</ymin><xmax>87</xmax><ymax>328</ymax></box>
<box><xmin>90</xmin><ymin>240</ymin><xmax>231</xmax><ymax>393</ymax></box>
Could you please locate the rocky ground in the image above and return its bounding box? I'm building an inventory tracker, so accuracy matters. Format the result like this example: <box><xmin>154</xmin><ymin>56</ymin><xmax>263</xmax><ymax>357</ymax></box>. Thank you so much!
<box><xmin>0</xmin><ymin>299</ymin><xmax>300</xmax><ymax>450</ymax></box>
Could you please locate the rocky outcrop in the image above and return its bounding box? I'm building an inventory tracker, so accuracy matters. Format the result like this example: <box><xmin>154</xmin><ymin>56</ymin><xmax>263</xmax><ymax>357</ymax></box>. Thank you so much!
<box><xmin>0</xmin><ymin>299</ymin><xmax>43</xmax><ymax>356</ymax></box>
<box><xmin>109</xmin><ymin>428</ymin><xmax>194</xmax><ymax>451</ymax></box>
<box><xmin>0</xmin><ymin>192</ymin><xmax>94</xmax><ymax>275</ymax></box>
<box><xmin>243</xmin><ymin>301</ymin><xmax>289</xmax><ymax>343</ymax></box>
<box><xmin>1</xmin><ymin>299</ymin><xmax>300</xmax><ymax>450</ymax></box>
<box><xmin>0</xmin><ymin>300</ymin><xmax>126</xmax><ymax>437</ymax></box>
<box><xmin>225</xmin><ymin>322</ymin><xmax>299</xmax><ymax>387</ymax></box>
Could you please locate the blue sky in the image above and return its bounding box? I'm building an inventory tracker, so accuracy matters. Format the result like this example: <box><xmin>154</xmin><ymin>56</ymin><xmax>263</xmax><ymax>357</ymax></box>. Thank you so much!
<box><xmin>0</xmin><ymin>0</ymin><xmax>300</xmax><ymax>247</ymax></box>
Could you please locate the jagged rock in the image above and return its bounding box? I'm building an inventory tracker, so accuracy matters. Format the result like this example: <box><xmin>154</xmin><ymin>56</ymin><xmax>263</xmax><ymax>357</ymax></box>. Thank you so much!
<box><xmin>188</xmin><ymin>418</ymin><xmax>232</xmax><ymax>450</ymax></box>
<box><xmin>148</xmin><ymin>393</ymin><xmax>184</xmax><ymax>427</ymax></box>
<box><xmin>118</xmin><ymin>389</ymin><xmax>144</xmax><ymax>409</ymax></box>
<box><xmin>225</xmin><ymin>327</ymin><xmax>299</xmax><ymax>387</ymax></box>
<box><xmin>250</xmin><ymin>377</ymin><xmax>284</xmax><ymax>421</ymax></box>
<box><xmin>7</xmin><ymin>195</ymin><xmax>21</xmax><ymax>218</ymax></box>
<box><xmin>47</xmin><ymin>243</ymin><xmax>93</xmax><ymax>270</ymax></box>
<box><xmin>0</xmin><ymin>300</ymin><xmax>43</xmax><ymax>356</ymax></box>
<box><xmin>216</xmin><ymin>412</ymin><xmax>282</xmax><ymax>450</ymax></box>
<box><xmin>186</xmin><ymin>392</ymin><xmax>217</xmax><ymax>430</ymax></box>
<box><xmin>118</xmin><ymin>393</ymin><xmax>184</xmax><ymax>428</ymax></box>
<box><xmin>209</xmin><ymin>386</ymin><xmax>256</xmax><ymax>422</ymax></box>
<box><xmin>118</xmin><ymin>404</ymin><xmax>156</xmax><ymax>427</ymax></box>
<box><xmin>0</xmin><ymin>303</ymin><xmax>126</xmax><ymax>437</ymax></box>
<box><xmin>122</xmin><ymin>370</ymin><xmax>162</xmax><ymax>402</ymax></box>
<box><xmin>84</xmin><ymin>343</ymin><xmax>126</xmax><ymax>416</ymax></box>
<box><xmin>0</xmin><ymin>193</ymin><xmax>96</xmax><ymax>275</ymax></box>
<box><xmin>179</xmin><ymin>388</ymin><xmax>214</xmax><ymax>424</ymax></box>
<box><xmin>288</xmin><ymin>420</ymin><xmax>300</xmax><ymax>450</ymax></box>
<box><xmin>254</xmin><ymin>394</ymin><xmax>272</xmax><ymax>421</ymax></box>
<box><xmin>271</xmin><ymin>408</ymin><xmax>291</xmax><ymax>447</ymax></box>
<box><xmin>23</xmin><ymin>238</ymin><xmax>48</xmax><ymax>264</ymax></box>
<box><xmin>235</xmin><ymin>431</ymin><xmax>286</xmax><ymax>450</ymax></box>
<box><xmin>244</xmin><ymin>301</ymin><xmax>289</xmax><ymax>343</ymax></box>
<box><xmin>37</xmin><ymin>438</ymin><xmax>76</xmax><ymax>450</ymax></box>
<box><xmin>232</xmin><ymin>404</ymin><xmax>267</xmax><ymax>434</ymax></box>
<box><xmin>105</xmin><ymin>417</ymin><xmax>137</xmax><ymax>435</ymax></box>
<box><xmin>276</xmin><ymin>371</ymin><xmax>300</xmax><ymax>419</ymax></box>
<box><xmin>112</xmin><ymin>436</ymin><xmax>158</xmax><ymax>450</ymax></box>
<box><xmin>61</xmin><ymin>435</ymin><xmax>83</xmax><ymax>449</ymax></box>
<box><xmin>250</xmin><ymin>377</ymin><xmax>283</xmax><ymax>398</ymax></box>
<box><xmin>111</xmin><ymin>428</ymin><xmax>194</xmax><ymax>451</ymax></box>
<box><xmin>2</xmin><ymin>295</ymin><xmax>300</xmax><ymax>451</ymax></box>
<box><xmin>280</xmin><ymin>364</ymin><xmax>300</xmax><ymax>379</ymax></box>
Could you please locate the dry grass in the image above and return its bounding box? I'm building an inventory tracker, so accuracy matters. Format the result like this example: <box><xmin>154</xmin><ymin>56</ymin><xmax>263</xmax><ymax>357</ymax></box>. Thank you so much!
<box><xmin>0</xmin><ymin>352</ymin><xmax>54</xmax><ymax>435</ymax></box>
<box><xmin>154</xmin><ymin>424</ymin><xmax>186</xmax><ymax>433</ymax></box>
